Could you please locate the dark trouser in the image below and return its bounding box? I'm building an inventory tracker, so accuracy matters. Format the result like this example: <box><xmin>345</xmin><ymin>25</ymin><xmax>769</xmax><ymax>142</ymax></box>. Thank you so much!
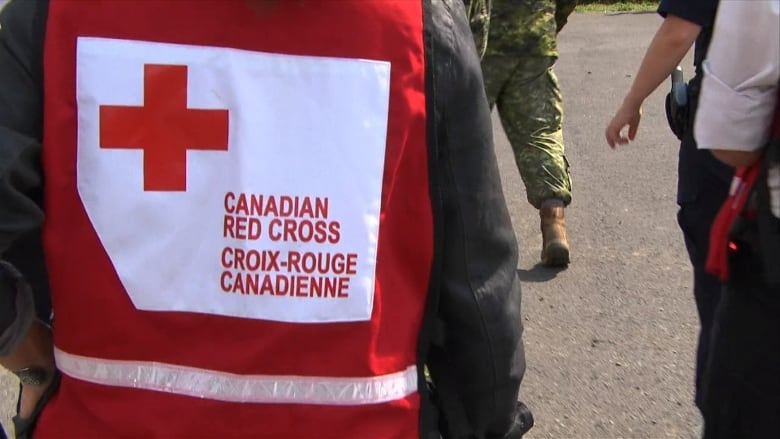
<box><xmin>677</xmin><ymin>196</ymin><xmax>726</xmax><ymax>408</ymax></box>
<box><xmin>675</xmin><ymin>125</ymin><xmax>733</xmax><ymax>408</ymax></box>
<box><xmin>700</xmin><ymin>260</ymin><xmax>780</xmax><ymax>438</ymax></box>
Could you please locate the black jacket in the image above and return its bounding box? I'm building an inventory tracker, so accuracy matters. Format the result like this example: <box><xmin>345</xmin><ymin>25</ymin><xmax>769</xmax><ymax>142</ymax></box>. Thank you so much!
<box><xmin>0</xmin><ymin>1</ymin><xmax>526</xmax><ymax>437</ymax></box>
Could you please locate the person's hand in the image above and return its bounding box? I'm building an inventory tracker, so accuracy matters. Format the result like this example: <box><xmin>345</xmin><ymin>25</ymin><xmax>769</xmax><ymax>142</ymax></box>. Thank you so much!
<box><xmin>605</xmin><ymin>99</ymin><xmax>643</xmax><ymax>148</ymax></box>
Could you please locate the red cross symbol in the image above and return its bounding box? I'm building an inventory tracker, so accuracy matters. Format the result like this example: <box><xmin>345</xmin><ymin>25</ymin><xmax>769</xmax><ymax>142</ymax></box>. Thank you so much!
<box><xmin>99</xmin><ymin>64</ymin><xmax>229</xmax><ymax>191</ymax></box>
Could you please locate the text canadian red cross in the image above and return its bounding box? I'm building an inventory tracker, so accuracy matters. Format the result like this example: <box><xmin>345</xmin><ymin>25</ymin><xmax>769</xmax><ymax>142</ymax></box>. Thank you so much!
<box><xmin>99</xmin><ymin>64</ymin><xmax>229</xmax><ymax>191</ymax></box>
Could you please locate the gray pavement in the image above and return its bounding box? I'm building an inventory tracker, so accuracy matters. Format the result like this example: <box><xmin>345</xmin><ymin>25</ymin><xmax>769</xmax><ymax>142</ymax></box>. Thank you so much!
<box><xmin>0</xmin><ymin>4</ymin><xmax>704</xmax><ymax>438</ymax></box>
<box><xmin>506</xmin><ymin>11</ymin><xmax>702</xmax><ymax>439</ymax></box>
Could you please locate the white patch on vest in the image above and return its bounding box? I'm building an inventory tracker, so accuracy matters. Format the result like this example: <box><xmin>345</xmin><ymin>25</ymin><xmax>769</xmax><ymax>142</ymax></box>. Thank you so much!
<box><xmin>76</xmin><ymin>37</ymin><xmax>390</xmax><ymax>323</ymax></box>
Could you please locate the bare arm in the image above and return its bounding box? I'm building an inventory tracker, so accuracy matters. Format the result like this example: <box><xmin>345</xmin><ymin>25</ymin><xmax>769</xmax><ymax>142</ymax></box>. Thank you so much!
<box><xmin>622</xmin><ymin>15</ymin><xmax>701</xmax><ymax>109</ymax></box>
<box><xmin>605</xmin><ymin>15</ymin><xmax>702</xmax><ymax>148</ymax></box>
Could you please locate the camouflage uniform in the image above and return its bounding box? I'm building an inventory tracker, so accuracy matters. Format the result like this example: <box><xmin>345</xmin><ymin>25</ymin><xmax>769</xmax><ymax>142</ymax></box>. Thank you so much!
<box><xmin>468</xmin><ymin>0</ymin><xmax>575</xmax><ymax>209</ymax></box>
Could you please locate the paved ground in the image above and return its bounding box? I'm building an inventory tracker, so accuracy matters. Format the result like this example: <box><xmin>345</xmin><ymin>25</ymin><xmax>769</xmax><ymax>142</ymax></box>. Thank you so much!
<box><xmin>508</xmin><ymin>11</ymin><xmax>702</xmax><ymax>439</ymax></box>
<box><xmin>0</xmin><ymin>4</ymin><xmax>704</xmax><ymax>438</ymax></box>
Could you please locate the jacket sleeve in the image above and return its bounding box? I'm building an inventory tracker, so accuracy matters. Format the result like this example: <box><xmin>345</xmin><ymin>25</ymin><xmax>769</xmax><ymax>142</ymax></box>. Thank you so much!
<box><xmin>428</xmin><ymin>1</ymin><xmax>526</xmax><ymax>437</ymax></box>
<box><xmin>0</xmin><ymin>0</ymin><xmax>48</xmax><ymax>354</ymax></box>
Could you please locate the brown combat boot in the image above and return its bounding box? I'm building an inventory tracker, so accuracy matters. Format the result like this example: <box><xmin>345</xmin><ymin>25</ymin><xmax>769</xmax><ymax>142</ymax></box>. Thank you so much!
<box><xmin>540</xmin><ymin>206</ymin><xmax>570</xmax><ymax>267</ymax></box>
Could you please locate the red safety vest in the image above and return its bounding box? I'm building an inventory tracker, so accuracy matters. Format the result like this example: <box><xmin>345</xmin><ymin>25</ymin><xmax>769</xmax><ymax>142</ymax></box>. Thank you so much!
<box><xmin>38</xmin><ymin>1</ymin><xmax>433</xmax><ymax>437</ymax></box>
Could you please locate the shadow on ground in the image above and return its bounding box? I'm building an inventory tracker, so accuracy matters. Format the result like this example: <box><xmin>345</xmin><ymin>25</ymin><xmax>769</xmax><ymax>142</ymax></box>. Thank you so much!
<box><xmin>604</xmin><ymin>10</ymin><xmax>657</xmax><ymax>16</ymax></box>
<box><xmin>516</xmin><ymin>264</ymin><xmax>567</xmax><ymax>283</ymax></box>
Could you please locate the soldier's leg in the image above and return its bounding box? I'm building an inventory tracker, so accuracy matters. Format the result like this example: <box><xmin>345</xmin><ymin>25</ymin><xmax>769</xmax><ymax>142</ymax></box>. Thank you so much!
<box><xmin>496</xmin><ymin>55</ymin><xmax>572</xmax><ymax>266</ymax></box>
<box><xmin>497</xmin><ymin>57</ymin><xmax>571</xmax><ymax>208</ymax></box>
<box><xmin>480</xmin><ymin>54</ymin><xmax>518</xmax><ymax>109</ymax></box>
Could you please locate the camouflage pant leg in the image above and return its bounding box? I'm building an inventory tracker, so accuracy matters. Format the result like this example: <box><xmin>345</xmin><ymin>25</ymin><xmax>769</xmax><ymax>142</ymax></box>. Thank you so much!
<box><xmin>482</xmin><ymin>55</ymin><xmax>515</xmax><ymax>106</ymax></box>
<box><xmin>483</xmin><ymin>55</ymin><xmax>572</xmax><ymax>209</ymax></box>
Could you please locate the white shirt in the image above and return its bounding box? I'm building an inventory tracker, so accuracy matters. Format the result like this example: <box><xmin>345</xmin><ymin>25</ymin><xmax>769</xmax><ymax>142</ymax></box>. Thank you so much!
<box><xmin>694</xmin><ymin>0</ymin><xmax>780</xmax><ymax>152</ymax></box>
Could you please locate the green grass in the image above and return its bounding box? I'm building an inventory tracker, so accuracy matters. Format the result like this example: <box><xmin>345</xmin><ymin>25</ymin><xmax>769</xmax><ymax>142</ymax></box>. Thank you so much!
<box><xmin>575</xmin><ymin>1</ymin><xmax>658</xmax><ymax>13</ymax></box>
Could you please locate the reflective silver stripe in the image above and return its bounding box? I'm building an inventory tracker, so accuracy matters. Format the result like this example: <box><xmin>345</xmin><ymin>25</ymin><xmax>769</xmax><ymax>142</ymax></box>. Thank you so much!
<box><xmin>54</xmin><ymin>347</ymin><xmax>417</xmax><ymax>405</ymax></box>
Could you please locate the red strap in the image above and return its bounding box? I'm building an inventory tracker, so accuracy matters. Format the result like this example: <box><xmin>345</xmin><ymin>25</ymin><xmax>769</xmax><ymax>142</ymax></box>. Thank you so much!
<box><xmin>706</xmin><ymin>87</ymin><xmax>780</xmax><ymax>281</ymax></box>
<box><xmin>706</xmin><ymin>164</ymin><xmax>762</xmax><ymax>281</ymax></box>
